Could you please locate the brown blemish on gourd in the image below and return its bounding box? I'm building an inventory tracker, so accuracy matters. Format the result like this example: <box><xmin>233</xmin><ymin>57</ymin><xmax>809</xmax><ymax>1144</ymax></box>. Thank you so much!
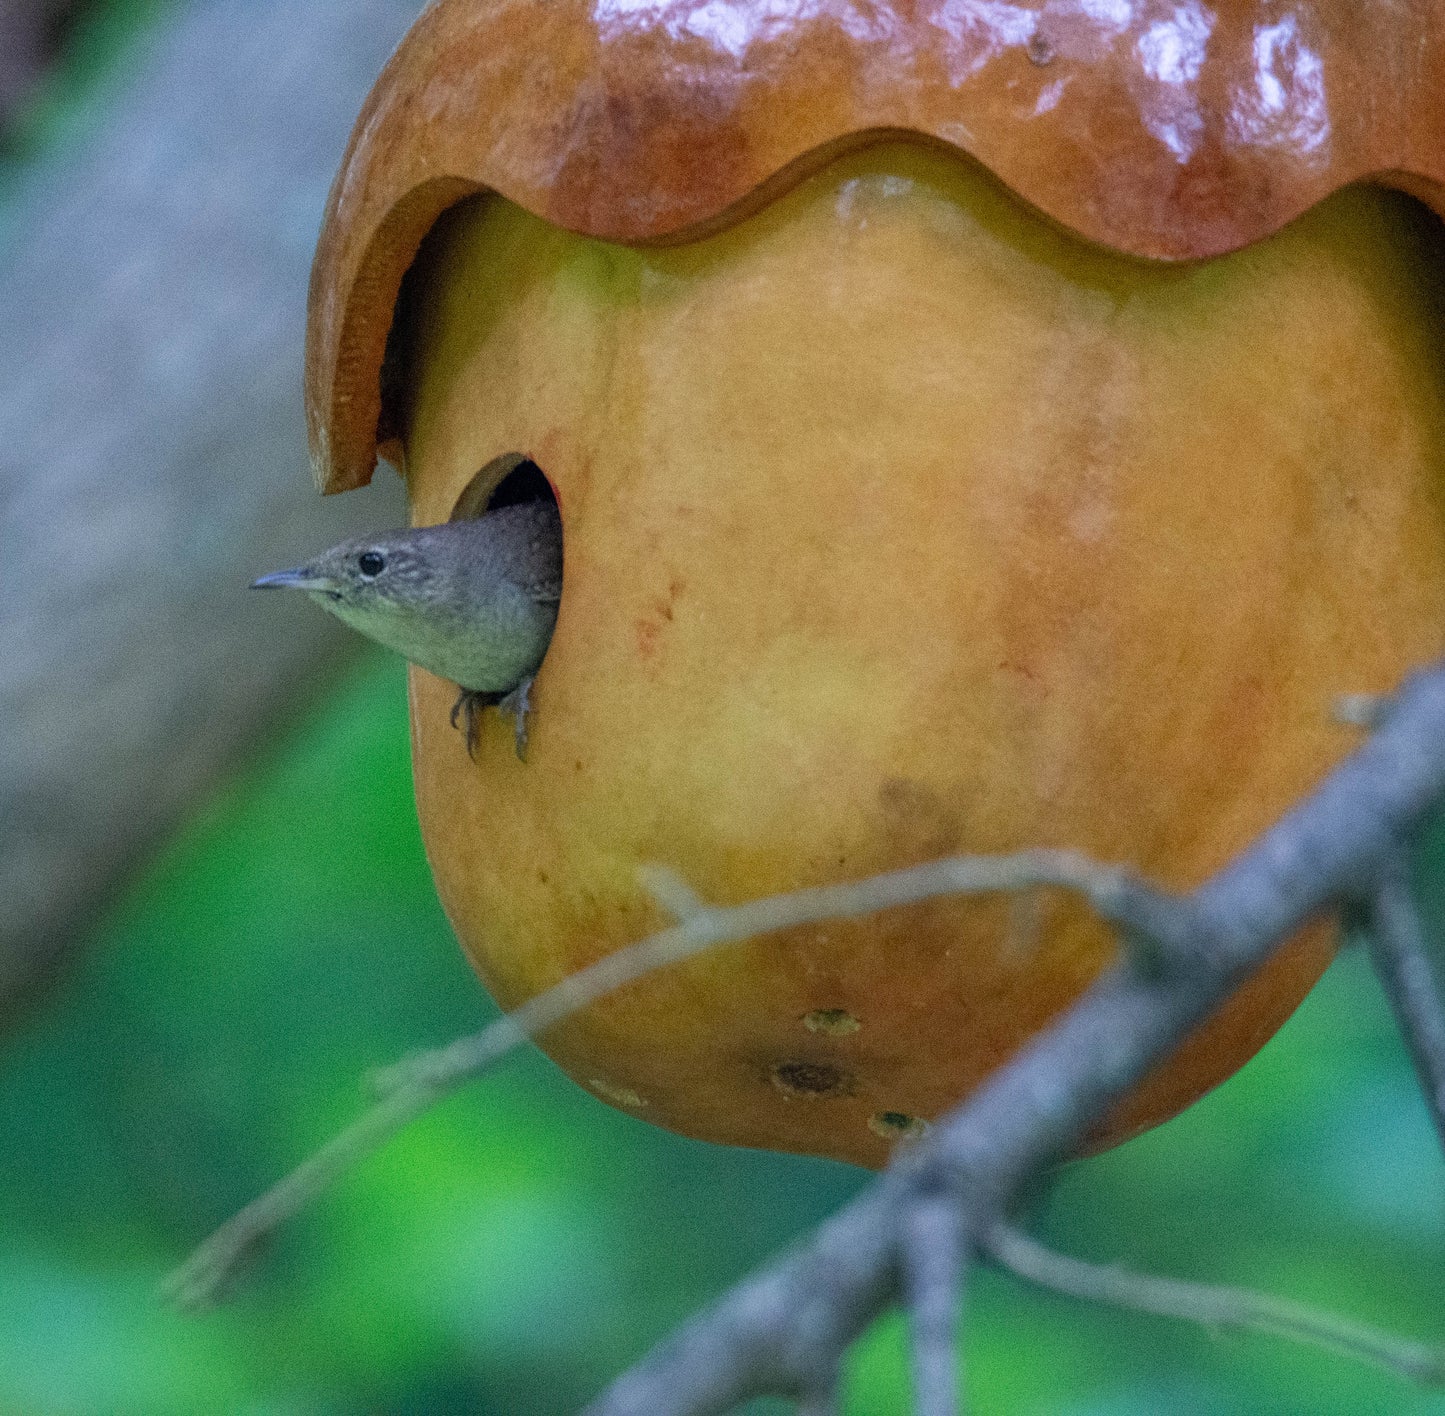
<box><xmin>771</xmin><ymin>1061</ymin><xmax>853</xmax><ymax>1099</ymax></box>
<box><xmin>877</xmin><ymin>777</ymin><xmax>962</xmax><ymax>859</ymax></box>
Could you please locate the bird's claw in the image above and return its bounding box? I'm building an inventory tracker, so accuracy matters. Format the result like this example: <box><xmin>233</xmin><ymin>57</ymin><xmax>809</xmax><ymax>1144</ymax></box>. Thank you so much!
<box><xmin>450</xmin><ymin>688</ymin><xmax>492</xmax><ymax>762</ymax></box>
<box><xmin>498</xmin><ymin>678</ymin><xmax>533</xmax><ymax>762</ymax></box>
<box><xmin>449</xmin><ymin>679</ymin><xmax>534</xmax><ymax>763</ymax></box>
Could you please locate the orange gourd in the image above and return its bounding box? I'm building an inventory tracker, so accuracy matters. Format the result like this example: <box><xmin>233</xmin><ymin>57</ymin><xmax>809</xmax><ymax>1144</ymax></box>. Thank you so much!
<box><xmin>304</xmin><ymin>0</ymin><xmax>1445</xmax><ymax>1165</ymax></box>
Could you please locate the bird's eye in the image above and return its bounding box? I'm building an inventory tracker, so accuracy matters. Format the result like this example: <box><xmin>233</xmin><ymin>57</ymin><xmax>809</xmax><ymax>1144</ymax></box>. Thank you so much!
<box><xmin>358</xmin><ymin>550</ymin><xmax>386</xmax><ymax>578</ymax></box>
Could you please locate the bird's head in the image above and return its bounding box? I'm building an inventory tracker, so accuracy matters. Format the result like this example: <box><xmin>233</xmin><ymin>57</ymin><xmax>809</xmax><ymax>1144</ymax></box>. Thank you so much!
<box><xmin>251</xmin><ymin>530</ymin><xmax>451</xmax><ymax>651</ymax></box>
<box><xmin>253</xmin><ymin>508</ymin><xmax>559</xmax><ymax>688</ymax></box>
<box><xmin>253</xmin><ymin>531</ymin><xmax>437</xmax><ymax>608</ymax></box>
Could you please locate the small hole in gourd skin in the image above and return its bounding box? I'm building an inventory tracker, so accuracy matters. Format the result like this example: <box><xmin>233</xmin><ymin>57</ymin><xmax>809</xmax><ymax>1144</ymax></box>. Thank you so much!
<box><xmin>802</xmin><ymin>1008</ymin><xmax>860</xmax><ymax>1037</ymax></box>
<box><xmin>869</xmin><ymin>1111</ymin><xmax>929</xmax><ymax>1141</ymax></box>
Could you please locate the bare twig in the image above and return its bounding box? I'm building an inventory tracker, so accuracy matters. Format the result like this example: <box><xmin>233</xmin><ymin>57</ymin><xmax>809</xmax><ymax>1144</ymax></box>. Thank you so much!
<box><xmin>983</xmin><ymin>1223</ymin><xmax>1445</xmax><ymax>1384</ymax></box>
<box><xmin>168</xmin><ymin>849</ymin><xmax>1172</xmax><ymax>1308</ymax></box>
<box><xmin>902</xmin><ymin>1194</ymin><xmax>967</xmax><ymax>1416</ymax></box>
<box><xmin>1333</xmin><ymin>691</ymin><xmax>1392</xmax><ymax>729</ymax></box>
<box><xmin>162</xmin><ymin>1047</ymin><xmax>484</xmax><ymax>1309</ymax></box>
<box><xmin>171</xmin><ymin>664</ymin><xmax>1445</xmax><ymax>1412</ymax></box>
<box><xmin>581</xmin><ymin>664</ymin><xmax>1445</xmax><ymax>1413</ymax></box>
<box><xmin>1365</xmin><ymin>859</ymin><xmax>1445</xmax><ymax>1155</ymax></box>
<box><xmin>636</xmin><ymin>864</ymin><xmax>708</xmax><ymax>922</ymax></box>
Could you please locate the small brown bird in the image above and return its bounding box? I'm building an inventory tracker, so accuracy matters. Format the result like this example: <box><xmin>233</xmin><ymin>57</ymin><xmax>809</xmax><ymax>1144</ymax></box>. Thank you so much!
<box><xmin>253</xmin><ymin>501</ymin><xmax>563</xmax><ymax>758</ymax></box>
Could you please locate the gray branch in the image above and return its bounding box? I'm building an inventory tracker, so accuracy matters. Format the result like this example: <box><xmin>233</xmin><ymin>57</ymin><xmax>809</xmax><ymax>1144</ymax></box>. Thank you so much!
<box><xmin>903</xmin><ymin>1193</ymin><xmax>966</xmax><ymax>1416</ymax></box>
<box><xmin>167</xmin><ymin>848</ymin><xmax>1157</xmax><ymax>1308</ymax></box>
<box><xmin>168</xmin><ymin>665</ymin><xmax>1445</xmax><ymax>1409</ymax></box>
<box><xmin>0</xmin><ymin>0</ymin><xmax>421</xmax><ymax>1014</ymax></box>
<box><xmin>984</xmin><ymin>1224</ymin><xmax>1445</xmax><ymax>1383</ymax></box>
<box><xmin>1364</xmin><ymin>861</ymin><xmax>1445</xmax><ymax>1153</ymax></box>
<box><xmin>582</xmin><ymin>662</ymin><xmax>1445</xmax><ymax>1413</ymax></box>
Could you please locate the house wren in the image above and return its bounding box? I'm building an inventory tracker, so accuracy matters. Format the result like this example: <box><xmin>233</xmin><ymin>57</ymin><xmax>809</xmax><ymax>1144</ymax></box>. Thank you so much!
<box><xmin>253</xmin><ymin>500</ymin><xmax>562</xmax><ymax>758</ymax></box>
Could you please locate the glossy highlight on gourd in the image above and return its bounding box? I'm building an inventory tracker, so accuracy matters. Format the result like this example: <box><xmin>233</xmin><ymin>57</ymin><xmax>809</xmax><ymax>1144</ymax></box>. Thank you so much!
<box><xmin>306</xmin><ymin>0</ymin><xmax>1445</xmax><ymax>494</ymax></box>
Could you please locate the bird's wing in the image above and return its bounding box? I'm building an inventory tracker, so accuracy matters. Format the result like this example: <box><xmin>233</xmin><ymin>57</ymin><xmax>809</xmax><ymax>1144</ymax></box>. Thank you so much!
<box><xmin>473</xmin><ymin>501</ymin><xmax>563</xmax><ymax>604</ymax></box>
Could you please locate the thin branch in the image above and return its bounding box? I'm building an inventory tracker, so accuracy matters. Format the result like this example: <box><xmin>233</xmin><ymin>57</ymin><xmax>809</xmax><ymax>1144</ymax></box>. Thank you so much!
<box><xmin>1332</xmin><ymin>692</ymin><xmax>1392</xmax><ymax>730</ymax></box>
<box><xmin>373</xmin><ymin>849</ymin><xmax>1173</xmax><ymax>1101</ymax></box>
<box><xmin>636</xmin><ymin>864</ymin><xmax>708</xmax><ymax>921</ymax></box>
<box><xmin>983</xmin><ymin>1223</ymin><xmax>1445</xmax><ymax>1384</ymax></box>
<box><xmin>1365</xmin><ymin>859</ymin><xmax>1445</xmax><ymax>1155</ymax></box>
<box><xmin>168</xmin><ymin>848</ymin><xmax>1169</xmax><ymax>1308</ymax></box>
<box><xmin>902</xmin><ymin>1195</ymin><xmax>967</xmax><ymax>1416</ymax></box>
<box><xmin>162</xmin><ymin>1054</ymin><xmax>477</xmax><ymax>1309</ymax></box>
<box><xmin>584</xmin><ymin>664</ymin><xmax>1445</xmax><ymax>1413</ymax></box>
<box><xmin>170</xmin><ymin>663</ymin><xmax>1445</xmax><ymax>1410</ymax></box>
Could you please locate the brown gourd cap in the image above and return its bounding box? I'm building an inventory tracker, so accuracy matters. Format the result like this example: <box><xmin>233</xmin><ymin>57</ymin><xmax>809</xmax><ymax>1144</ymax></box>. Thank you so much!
<box><xmin>305</xmin><ymin>0</ymin><xmax>1445</xmax><ymax>493</ymax></box>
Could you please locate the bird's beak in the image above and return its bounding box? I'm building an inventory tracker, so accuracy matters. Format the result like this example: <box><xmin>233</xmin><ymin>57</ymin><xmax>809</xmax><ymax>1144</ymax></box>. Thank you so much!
<box><xmin>251</xmin><ymin>568</ymin><xmax>343</xmax><ymax>598</ymax></box>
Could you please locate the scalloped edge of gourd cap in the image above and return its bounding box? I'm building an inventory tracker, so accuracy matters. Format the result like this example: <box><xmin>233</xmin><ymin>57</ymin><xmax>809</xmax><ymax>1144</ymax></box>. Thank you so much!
<box><xmin>305</xmin><ymin>0</ymin><xmax>1445</xmax><ymax>493</ymax></box>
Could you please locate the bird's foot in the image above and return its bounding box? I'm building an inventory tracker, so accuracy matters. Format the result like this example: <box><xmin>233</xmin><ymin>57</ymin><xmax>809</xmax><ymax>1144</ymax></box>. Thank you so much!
<box><xmin>449</xmin><ymin>681</ymin><xmax>534</xmax><ymax>762</ymax></box>
<box><xmin>497</xmin><ymin>677</ymin><xmax>534</xmax><ymax>762</ymax></box>
<box><xmin>450</xmin><ymin>687</ymin><xmax>501</xmax><ymax>762</ymax></box>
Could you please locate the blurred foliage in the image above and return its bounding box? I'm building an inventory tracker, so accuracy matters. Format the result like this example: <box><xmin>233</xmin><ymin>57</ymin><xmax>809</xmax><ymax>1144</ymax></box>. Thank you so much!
<box><xmin>3</xmin><ymin>651</ymin><xmax>1445</xmax><ymax>1415</ymax></box>
<box><xmin>0</xmin><ymin>0</ymin><xmax>170</xmax><ymax>188</ymax></box>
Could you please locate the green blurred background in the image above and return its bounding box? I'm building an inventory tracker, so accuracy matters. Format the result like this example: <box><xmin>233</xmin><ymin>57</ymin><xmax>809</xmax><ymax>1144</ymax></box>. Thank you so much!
<box><xmin>5</xmin><ymin>649</ymin><xmax>1445</xmax><ymax>1416</ymax></box>
<box><xmin>4</xmin><ymin>5</ymin><xmax>1445</xmax><ymax>1414</ymax></box>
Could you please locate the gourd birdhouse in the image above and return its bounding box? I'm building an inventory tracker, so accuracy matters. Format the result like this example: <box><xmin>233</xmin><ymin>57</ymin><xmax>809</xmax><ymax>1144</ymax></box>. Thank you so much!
<box><xmin>305</xmin><ymin>0</ymin><xmax>1445</xmax><ymax>1165</ymax></box>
